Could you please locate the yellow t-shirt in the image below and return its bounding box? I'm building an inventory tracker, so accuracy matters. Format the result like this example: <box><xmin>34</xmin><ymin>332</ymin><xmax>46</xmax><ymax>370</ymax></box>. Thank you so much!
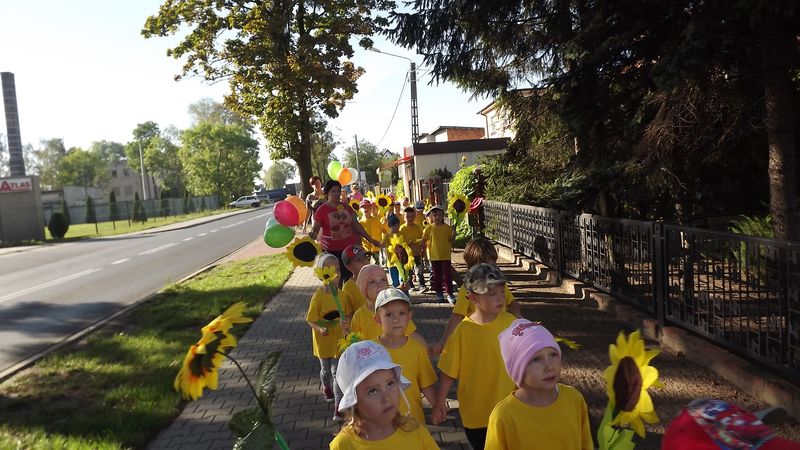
<box><xmin>376</xmin><ymin>337</ymin><xmax>437</xmax><ymax>424</ymax></box>
<box><xmin>360</xmin><ymin>216</ymin><xmax>386</xmax><ymax>252</ymax></box>
<box><xmin>305</xmin><ymin>288</ymin><xmax>353</xmax><ymax>358</ymax></box>
<box><xmin>422</xmin><ymin>223</ymin><xmax>453</xmax><ymax>261</ymax></box>
<box><xmin>342</xmin><ymin>278</ymin><xmax>366</xmax><ymax>311</ymax></box>
<box><xmin>485</xmin><ymin>385</ymin><xmax>593</xmax><ymax>450</ymax></box>
<box><xmin>330</xmin><ymin>423</ymin><xmax>439</xmax><ymax>450</ymax></box>
<box><xmin>452</xmin><ymin>284</ymin><xmax>515</xmax><ymax>317</ymax></box>
<box><xmin>414</xmin><ymin>214</ymin><xmax>424</xmax><ymax>226</ymax></box>
<box><xmin>381</xmin><ymin>230</ymin><xmax>401</xmax><ymax>248</ymax></box>
<box><xmin>351</xmin><ymin>305</ymin><xmax>417</xmax><ymax>341</ymax></box>
<box><xmin>399</xmin><ymin>223</ymin><xmax>424</xmax><ymax>256</ymax></box>
<box><xmin>438</xmin><ymin>311</ymin><xmax>516</xmax><ymax>428</ymax></box>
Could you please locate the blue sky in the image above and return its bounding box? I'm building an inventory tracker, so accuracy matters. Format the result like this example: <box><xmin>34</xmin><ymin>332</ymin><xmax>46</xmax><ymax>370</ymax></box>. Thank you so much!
<box><xmin>0</xmin><ymin>1</ymin><xmax>489</xmax><ymax>176</ymax></box>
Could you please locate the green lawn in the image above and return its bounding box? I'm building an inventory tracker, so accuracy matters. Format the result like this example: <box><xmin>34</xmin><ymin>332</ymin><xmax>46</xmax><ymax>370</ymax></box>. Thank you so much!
<box><xmin>41</xmin><ymin>208</ymin><xmax>235</xmax><ymax>241</ymax></box>
<box><xmin>0</xmin><ymin>254</ymin><xmax>293</xmax><ymax>449</ymax></box>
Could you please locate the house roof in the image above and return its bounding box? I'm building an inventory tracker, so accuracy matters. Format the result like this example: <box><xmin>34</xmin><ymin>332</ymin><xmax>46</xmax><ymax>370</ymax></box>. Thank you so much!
<box><xmin>410</xmin><ymin>137</ymin><xmax>510</xmax><ymax>156</ymax></box>
<box><xmin>427</xmin><ymin>125</ymin><xmax>485</xmax><ymax>135</ymax></box>
<box><xmin>477</xmin><ymin>88</ymin><xmax>539</xmax><ymax>115</ymax></box>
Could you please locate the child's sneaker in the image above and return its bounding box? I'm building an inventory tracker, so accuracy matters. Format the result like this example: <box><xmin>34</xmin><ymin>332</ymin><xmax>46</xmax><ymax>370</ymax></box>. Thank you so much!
<box><xmin>333</xmin><ymin>403</ymin><xmax>345</xmax><ymax>422</ymax></box>
<box><xmin>446</xmin><ymin>293</ymin><xmax>457</xmax><ymax>305</ymax></box>
<box><xmin>435</xmin><ymin>293</ymin><xmax>445</xmax><ymax>303</ymax></box>
<box><xmin>322</xmin><ymin>384</ymin><xmax>334</xmax><ymax>402</ymax></box>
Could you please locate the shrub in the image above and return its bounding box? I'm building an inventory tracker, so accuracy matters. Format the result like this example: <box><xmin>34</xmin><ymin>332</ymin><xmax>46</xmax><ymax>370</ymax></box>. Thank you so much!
<box><xmin>48</xmin><ymin>212</ymin><xmax>69</xmax><ymax>239</ymax></box>
<box><xmin>109</xmin><ymin>191</ymin><xmax>119</xmax><ymax>221</ymax></box>
<box><xmin>394</xmin><ymin>179</ymin><xmax>405</xmax><ymax>200</ymax></box>
<box><xmin>60</xmin><ymin>197</ymin><xmax>71</xmax><ymax>225</ymax></box>
<box><xmin>132</xmin><ymin>192</ymin><xmax>143</xmax><ymax>222</ymax></box>
<box><xmin>85</xmin><ymin>196</ymin><xmax>96</xmax><ymax>224</ymax></box>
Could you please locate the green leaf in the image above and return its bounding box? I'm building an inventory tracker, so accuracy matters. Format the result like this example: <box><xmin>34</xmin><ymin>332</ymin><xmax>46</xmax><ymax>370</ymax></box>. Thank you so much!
<box><xmin>232</xmin><ymin>420</ymin><xmax>276</xmax><ymax>450</ymax></box>
<box><xmin>256</xmin><ymin>351</ymin><xmax>283</xmax><ymax>410</ymax></box>
<box><xmin>597</xmin><ymin>404</ymin><xmax>636</xmax><ymax>450</ymax></box>
<box><xmin>229</xmin><ymin>407</ymin><xmax>266</xmax><ymax>438</ymax></box>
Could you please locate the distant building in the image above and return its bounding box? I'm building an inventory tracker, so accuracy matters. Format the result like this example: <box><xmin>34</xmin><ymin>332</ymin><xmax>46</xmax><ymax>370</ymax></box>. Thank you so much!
<box><xmin>108</xmin><ymin>158</ymin><xmax>158</xmax><ymax>202</ymax></box>
<box><xmin>478</xmin><ymin>88</ymin><xmax>537</xmax><ymax>140</ymax></box>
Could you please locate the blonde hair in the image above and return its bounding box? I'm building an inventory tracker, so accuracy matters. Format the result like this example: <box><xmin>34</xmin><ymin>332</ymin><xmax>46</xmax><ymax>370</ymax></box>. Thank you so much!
<box><xmin>345</xmin><ymin>408</ymin><xmax>418</xmax><ymax>438</ymax></box>
<box><xmin>463</xmin><ymin>237</ymin><xmax>498</xmax><ymax>268</ymax></box>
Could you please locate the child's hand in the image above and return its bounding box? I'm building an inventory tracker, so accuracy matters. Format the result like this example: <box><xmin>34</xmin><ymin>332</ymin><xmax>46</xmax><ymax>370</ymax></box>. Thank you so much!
<box><xmin>431</xmin><ymin>401</ymin><xmax>448</xmax><ymax>425</ymax></box>
<box><xmin>430</xmin><ymin>342</ymin><xmax>444</xmax><ymax>357</ymax></box>
<box><xmin>320</xmin><ymin>327</ymin><xmax>329</xmax><ymax>336</ymax></box>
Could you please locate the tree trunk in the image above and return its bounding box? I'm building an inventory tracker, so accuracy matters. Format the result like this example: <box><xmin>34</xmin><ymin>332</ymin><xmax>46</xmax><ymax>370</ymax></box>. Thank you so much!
<box><xmin>761</xmin><ymin>14</ymin><xmax>799</xmax><ymax>241</ymax></box>
<box><xmin>296</xmin><ymin>100</ymin><xmax>314</xmax><ymax>198</ymax></box>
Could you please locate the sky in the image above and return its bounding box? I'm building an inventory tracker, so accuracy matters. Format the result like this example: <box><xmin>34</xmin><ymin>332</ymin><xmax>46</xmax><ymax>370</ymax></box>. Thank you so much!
<box><xmin>0</xmin><ymin>1</ymin><xmax>490</xmax><ymax>181</ymax></box>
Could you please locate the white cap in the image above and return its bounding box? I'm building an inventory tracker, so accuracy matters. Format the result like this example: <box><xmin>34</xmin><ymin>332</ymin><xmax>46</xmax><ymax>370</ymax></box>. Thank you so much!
<box><xmin>336</xmin><ymin>341</ymin><xmax>411</xmax><ymax>411</ymax></box>
<box><xmin>374</xmin><ymin>288</ymin><xmax>411</xmax><ymax>311</ymax></box>
<box><xmin>425</xmin><ymin>205</ymin><xmax>444</xmax><ymax>216</ymax></box>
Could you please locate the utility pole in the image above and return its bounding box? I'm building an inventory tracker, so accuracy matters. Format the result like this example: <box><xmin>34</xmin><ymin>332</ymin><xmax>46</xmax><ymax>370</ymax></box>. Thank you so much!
<box><xmin>353</xmin><ymin>134</ymin><xmax>361</xmax><ymax>185</ymax></box>
<box><xmin>138</xmin><ymin>140</ymin><xmax>147</xmax><ymax>200</ymax></box>
<box><xmin>409</xmin><ymin>62</ymin><xmax>419</xmax><ymax>143</ymax></box>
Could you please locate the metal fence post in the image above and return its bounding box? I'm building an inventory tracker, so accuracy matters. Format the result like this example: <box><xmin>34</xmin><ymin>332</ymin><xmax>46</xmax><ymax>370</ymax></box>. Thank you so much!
<box><xmin>653</xmin><ymin>222</ymin><xmax>666</xmax><ymax>330</ymax></box>
<box><xmin>554</xmin><ymin>214</ymin><xmax>564</xmax><ymax>285</ymax></box>
<box><xmin>507</xmin><ymin>204</ymin><xmax>514</xmax><ymax>252</ymax></box>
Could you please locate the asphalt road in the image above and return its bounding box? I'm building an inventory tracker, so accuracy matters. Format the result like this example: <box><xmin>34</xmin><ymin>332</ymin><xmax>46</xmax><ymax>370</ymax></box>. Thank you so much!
<box><xmin>0</xmin><ymin>208</ymin><xmax>273</xmax><ymax>375</ymax></box>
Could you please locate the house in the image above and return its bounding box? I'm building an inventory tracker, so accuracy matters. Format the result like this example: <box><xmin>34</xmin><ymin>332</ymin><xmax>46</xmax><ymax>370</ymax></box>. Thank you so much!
<box><xmin>381</xmin><ymin>125</ymin><xmax>509</xmax><ymax>202</ymax></box>
<box><xmin>477</xmin><ymin>88</ymin><xmax>536</xmax><ymax>140</ymax></box>
<box><xmin>108</xmin><ymin>157</ymin><xmax>158</xmax><ymax>203</ymax></box>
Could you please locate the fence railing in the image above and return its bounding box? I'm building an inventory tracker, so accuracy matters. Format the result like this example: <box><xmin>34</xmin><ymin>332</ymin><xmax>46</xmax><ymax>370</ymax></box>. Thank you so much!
<box><xmin>483</xmin><ymin>200</ymin><xmax>800</xmax><ymax>376</ymax></box>
<box><xmin>42</xmin><ymin>196</ymin><xmax>219</xmax><ymax>225</ymax></box>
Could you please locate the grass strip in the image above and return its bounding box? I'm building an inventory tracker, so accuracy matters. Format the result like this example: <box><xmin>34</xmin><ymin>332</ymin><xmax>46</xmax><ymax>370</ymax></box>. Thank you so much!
<box><xmin>0</xmin><ymin>253</ymin><xmax>293</xmax><ymax>450</ymax></box>
<box><xmin>41</xmin><ymin>208</ymin><xmax>236</xmax><ymax>241</ymax></box>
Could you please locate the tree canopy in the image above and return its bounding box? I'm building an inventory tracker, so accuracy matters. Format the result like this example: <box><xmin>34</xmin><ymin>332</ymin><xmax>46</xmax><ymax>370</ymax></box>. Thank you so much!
<box><xmin>57</xmin><ymin>148</ymin><xmax>109</xmax><ymax>190</ymax></box>
<box><xmin>142</xmin><ymin>0</ymin><xmax>395</xmax><ymax>197</ymax></box>
<box><xmin>263</xmin><ymin>160</ymin><xmax>295</xmax><ymax>189</ymax></box>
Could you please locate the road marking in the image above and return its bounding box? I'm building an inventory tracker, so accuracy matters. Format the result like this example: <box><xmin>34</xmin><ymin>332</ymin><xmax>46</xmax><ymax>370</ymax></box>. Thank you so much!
<box><xmin>182</xmin><ymin>237</ymin><xmax>194</xmax><ymax>241</ymax></box>
<box><xmin>220</xmin><ymin>221</ymin><xmax>246</xmax><ymax>230</ymax></box>
<box><xmin>111</xmin><ymin>258</ymin><xmax>130</xmax><ymax>265</ymax></box>
<box><xmin>198</xmin><ymin>233</ymin><xmax>207</xmax><ymax>237</ymax></box>
<box><xmin>138</xmin><ymin>243</ymin><xmax>178</xmax><ymax>256</ymax></box>
<box><xmin>210</xmin><ymin>229</ymin><xmax>218</xmax><ymax>233</ymax></box>
<box><xmin>255</xmin><ymin>213</ymin><xmax>269</xmax><ymax>219</ymax></box>
<box><xmin>0</xmin><ymin>268</ymin><xmax>102</xmax><ymax>304</ymax></box>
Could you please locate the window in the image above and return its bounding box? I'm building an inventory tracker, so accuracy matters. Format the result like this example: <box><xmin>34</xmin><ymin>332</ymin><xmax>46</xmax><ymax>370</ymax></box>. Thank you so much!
<box><xmin>124</xmin><ymin>169</ymin><xmax>130</xmax><ymax>177</ymax></box>
<box><xmin>111</xmin><ymin>170</ymin><xmax>117</xmax><ymax>178</ymax></box>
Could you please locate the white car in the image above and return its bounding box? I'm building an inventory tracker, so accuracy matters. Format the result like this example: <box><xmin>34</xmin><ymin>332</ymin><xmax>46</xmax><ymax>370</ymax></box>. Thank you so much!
<box><xmin>228</xmin><ymin>195</ymin><xmax>261</xmax><ymax>208</ymax></box>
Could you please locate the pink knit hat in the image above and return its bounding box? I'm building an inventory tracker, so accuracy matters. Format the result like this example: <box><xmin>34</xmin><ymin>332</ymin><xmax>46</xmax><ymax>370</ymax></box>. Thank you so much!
<box><xmin>356</xmin><ymin>264</ymin><xmax>386</xmax><ymax>301</ymax></box>
<box><xmin>498</xmin><ymin>319</ymin><xmax>561</xmax><ymax>387</ymax></box>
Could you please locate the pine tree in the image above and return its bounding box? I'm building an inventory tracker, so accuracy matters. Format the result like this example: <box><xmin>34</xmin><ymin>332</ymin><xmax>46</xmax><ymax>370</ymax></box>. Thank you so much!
<box><xmin>85</xmin><ymin>196</ymin><xmax>96</xmax><ymax>223</ymax></box>
<box><xmin>109</xmin><ymin>190</ymin><xmax>119</xmax><ymax>222</ymax></box>
<box><xmin>132</xmin><ymin>192</ymin><xmax>142</xmax><ymax>222</ymax></box>
<box><xmin>60</xmin><ymin>197</ymin><xmax>71</xmax><ymax>225</ymax></box>
<box><xmin>160</xmin><ymin>190</ymin><xmax>170</xmax><ymax>217</ymax></box>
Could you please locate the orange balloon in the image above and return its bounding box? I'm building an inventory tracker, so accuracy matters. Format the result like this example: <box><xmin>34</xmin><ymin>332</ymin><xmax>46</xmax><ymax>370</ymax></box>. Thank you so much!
<box><xmin>337</xmin><ymin>167</ymin><xmax>352</xmax><ymax>185</ymax></box>
<box><xmin>285</xmin><ymin>195</ymin><xmax>307</xmax><ymax>224</ymax></box>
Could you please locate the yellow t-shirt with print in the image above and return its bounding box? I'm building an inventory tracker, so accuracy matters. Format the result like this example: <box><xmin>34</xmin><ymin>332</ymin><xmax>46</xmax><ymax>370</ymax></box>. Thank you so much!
<box><xmin>422</xmin><ymin>223</ymin><xmax>453</xmax><ymax>261</ymax></box>
<box><xmin>452</xmin><ymin>284</ymin><xmax>515</xmax><ymax>317</ymax></box>
<box><xmin>380</xmin><ymin>230</ymin><xmax>401</xmax><ymax>248</ymax></box>
<box><xmin>305</xmin><ymin>288</ymin><xmax>353</xmax><ymax>358</ymax></box>
<box><xmin>330</xmin><ymin>423</ymin><xmax>438</xmax><ymax>450</ymax></box>
<box><xmin>351</xmin><ymin>305</ymin><xmax>417</xmax><ymax>341</ymax></box>
<box><xmin>360</xmin><ymin>216</ymin><xmax>386</xmax><ymax>253</ymax></box>
<box><xmin>485</xmin><ymin>385</ymin><xmax>593</xmax><ymax>450</ymax></box>
<box><xmin>342</xmin><ymin>278</ymin><xmax>366</xmax><ymax>311</ymax></box>
<box><xmin>437</xmin><ymin>311</ymin><xmax>516</xmax><ymax>428</ymax></box>
<box><xmin>375</xmin><ymin>336</ymin><xmax>437</xmax><ymax>424</ymax></box>
<box><xmin>399</xmin><ymin>222</ymin><xmax>424</xmax><ymax>256</ymax></box>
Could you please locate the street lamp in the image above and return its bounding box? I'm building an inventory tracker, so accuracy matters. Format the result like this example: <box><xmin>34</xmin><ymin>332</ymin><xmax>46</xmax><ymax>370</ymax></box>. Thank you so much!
<box><xmin>367</xmin><ymin>47</ymin><xmax>420</xmax><ymax>143</ymax></box>
<box><xmin>138</xmin><ymin>140</ymin><xmax>147</xmax><ymax>200</ymax></box>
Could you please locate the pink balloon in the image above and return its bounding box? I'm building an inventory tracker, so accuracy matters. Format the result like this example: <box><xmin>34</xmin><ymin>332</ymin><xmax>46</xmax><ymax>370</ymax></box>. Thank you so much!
<box><xmin>273</xmin><ymin>200</ymin><xmax>300</xmax><ymax>226</ymax></box>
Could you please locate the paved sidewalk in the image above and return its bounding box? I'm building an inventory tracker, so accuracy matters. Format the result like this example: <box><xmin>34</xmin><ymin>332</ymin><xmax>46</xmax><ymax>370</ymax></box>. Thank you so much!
<box><xmin>149</xmin><ymin>246</ymin><xmax>800</xmax><ymax>450</ymax></box>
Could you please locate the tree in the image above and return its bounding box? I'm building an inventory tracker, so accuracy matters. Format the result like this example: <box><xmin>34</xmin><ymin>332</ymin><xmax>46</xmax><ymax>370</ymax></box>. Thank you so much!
<box><xmin>341</xmin><ymin>140</ymin><xmax>398</xmax><ymax>185</ymax></box>
<box><xmin>311</xmin><ymin>130</ymin><xmax>337</xmax><ymax>182</ymax></box>
<box><xmin>142</xmin><ymin>0</ymin><xmax>394</xmax><ymax>198</ymax></box>
<box><xmin>60</xmin><ymin>197</ymin><xmax>71</xmax><ymax>225</ymax></box>
<box><xmin>180</xmin><ymin>122</ymin><xmax>261</xmax><ymax>202</ymax></box>
<box><xmin>85</xmin><ymin>195</ymin><xmax>98</xmax><ymax>233</ymax></box>
<box><xmin>34</xmin><ymin>138</ymin><xmax>66</xmax><ymax>190</ymax></box>
<box><xmin>160</xmin><ymin>190</ymin><xmax>170</xmax><ymax>217</ymax></box>
<box><xmin>188</xmin><ymin>98</ymin><xmax>250</xmax><ymax>128</ymax></box>
<box><xmin>263</xmin><ymin>161</ymin><xmax>295</xmax><ymax>189</ymax></box>
<box><xmin>58</xmin><ymin>148</ymin><xmax>108</xmax><ymax>189</ymax></box>
<box><xmin>109</xmin><ymin>190</ymin><xmax>120</xmax><ymax>222</ymax></box>
<box><xmin>89</xmin><ymin>140</ymin><xmax>126</xmax><ymax>163</ymax></box>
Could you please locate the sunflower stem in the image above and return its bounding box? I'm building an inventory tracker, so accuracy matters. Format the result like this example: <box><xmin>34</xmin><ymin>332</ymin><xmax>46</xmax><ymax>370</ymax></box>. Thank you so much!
<box><xmin>219</xmin><ymin>351</ymin><xmax>271</xmax><ymax>419</ymax></box>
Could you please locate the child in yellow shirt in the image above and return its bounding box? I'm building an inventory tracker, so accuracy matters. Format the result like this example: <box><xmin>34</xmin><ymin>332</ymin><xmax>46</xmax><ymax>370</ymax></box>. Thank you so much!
<box><xmin>341</xmin><ymin>244</ymin><xmax>369</xmax><ymax>311</ymax></box>
<box><xmin>305</xmin><ymin>253</ymin><xmax>353</xmax><ymax>422</ymax></box>
<box><xmin>373</xmin><ymin>288</ymin><xmax>437</xmax><ymax>424</ymax></box>
<box><xmin>433</xmin><ymin>237</ymin><xmax>521</xmax><ymax>355</ymax></box>
<box><xmin>359</xmin><ymin>200</ymin><xmax>385</xmax><ymax>264</ymax></box>
<box><xmin>400</xmin><ymin>206</ymin><xmax>426</xmax><ymax>291</ymax></box>
<box><xmin>330</xmin><ymin>341</ymin><xmax>439</xmax><ymax>449</ymax></box>
<box><xmin>422</xmin><ymin>205</ymin><xmax>455</xmax><ymax>303</ymax></box>
<box><xmin>432</xmin><ymin>264</ymin><xmax>516</xmax><ymax>450</ymax></box>
<box><xmin>486</xmin><ymin>320</ymin><xmax>592</xmax><ymax>450</ymax></box>
<box><xmin>381</xmin><ymin>213</ymin><xmax>404</xmax><ymax>288</ymax></box>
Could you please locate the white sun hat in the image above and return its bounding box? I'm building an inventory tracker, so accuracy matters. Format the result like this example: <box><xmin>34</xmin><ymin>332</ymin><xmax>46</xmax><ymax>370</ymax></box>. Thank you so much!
<box><xmin>336</xmin><ymin>340</ymin><xmax>411</xmax><ymax>412</ymax></box>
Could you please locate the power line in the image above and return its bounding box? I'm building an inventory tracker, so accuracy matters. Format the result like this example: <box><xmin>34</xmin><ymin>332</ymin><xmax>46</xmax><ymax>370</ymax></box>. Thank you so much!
<box><xmin>375</xmin><ymin>72</ymin><xmax>409</xmax><ymax>149</ymax></box>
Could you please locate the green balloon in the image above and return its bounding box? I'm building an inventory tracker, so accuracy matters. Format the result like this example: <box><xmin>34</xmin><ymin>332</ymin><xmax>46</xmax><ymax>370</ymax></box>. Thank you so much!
<box><xmin>263</xmin><ymin>223</ymin><xmax>295</xmax><ymax>248</ymax></box>
<box><xmin>327</xmin><ymin>160</ymin><xmax>342</xmax><ymax>180</ymax></box>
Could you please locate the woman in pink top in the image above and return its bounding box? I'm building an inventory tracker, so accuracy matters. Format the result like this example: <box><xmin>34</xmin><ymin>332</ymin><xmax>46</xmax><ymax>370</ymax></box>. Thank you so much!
<box><xmin>310</xmin><ymin>180</ymin><xmax>381</xmax><ymax>281</ymax></box>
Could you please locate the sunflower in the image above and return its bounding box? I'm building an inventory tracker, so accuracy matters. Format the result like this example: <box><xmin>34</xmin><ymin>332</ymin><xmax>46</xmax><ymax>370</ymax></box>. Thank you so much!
<box><xmin>338</xmin><ymin>331</ymin><xmax>364</xmax><ymax>352</ymax></box>
<box><xmin>349</xmin><ymin>199</ymin><xmax>361</xmax><ymax>213</ymax></box>
<box><xmin>174</xmin><ymin>302</ymin><xmax>252</xmax><ymax>400</ymax></box>
<box><xmin>286</xmin><ymin>236</ymin><xmax>321</xmax><ymax>267</ymax></box>
<box><xmin>314</xmin><ymin>265</ymin><xmax>339</xmax><ymax>285</ymax></box>
<box><xmin>374</xmin><ymin>193</ymin><xmax>392</xmax><ymax>213</ymax></box>
<box><xmin>387</xmin><ymin>234</ymin><xmax>415</xmax><ymax>279</ymax></box>
<box><xmin>555</xmin><ymin>336</ymin><xmax>581</xmax><ymax>350</ymax></box>
<box><xmin>603</xmin><ymin>330</ymin><xmax>661</xmax><ymax>438</ymax></box>
<box><xmin>448</xmin><ymin>193</ymin><xmax>469</xmax><ymax>225</ymax></box>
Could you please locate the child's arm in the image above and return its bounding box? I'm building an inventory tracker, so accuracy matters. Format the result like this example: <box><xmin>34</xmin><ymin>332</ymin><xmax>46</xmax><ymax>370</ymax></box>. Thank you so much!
<box><xmin>432</xmin><ymin>373</ymin><xmax>455</xmax><ymax>425</ymax></box>
<box><xmin>421</xmin><ymin>385</ymin><xmax>437</xmax><ymax>418</ymax></box>
<box><xmin>508</xmin><ymin>300</ymin><xmax>522</xmax><ymax>319</ymax></box>
<box><xmin>434</xmin><ymin>312</ymin><xmax>465</xmax><ymax>355</ymax></box>
<box><xmin>306</xmin><ymin>320</ymin><xmax>329</xmax><ymax>336</ymax></box>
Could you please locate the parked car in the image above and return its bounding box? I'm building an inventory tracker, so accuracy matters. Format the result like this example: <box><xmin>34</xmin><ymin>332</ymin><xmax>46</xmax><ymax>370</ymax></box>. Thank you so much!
<box><xmin>228</xmin><ymin>195</ymin><xmax>261</xmax><ymax>208</ymax></box>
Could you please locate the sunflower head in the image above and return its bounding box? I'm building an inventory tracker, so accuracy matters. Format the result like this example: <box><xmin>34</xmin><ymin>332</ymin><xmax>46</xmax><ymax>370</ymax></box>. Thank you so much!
<box><xmin>602</xmin><ymin>330</ymin><xmax>661</xmax><ymax>438</ymax></box>
<box><xmin>286</xmin><ymin>236</ymin><xmax>321</xmax><ymax>267</ymax></box>
<box><xmin>375</xmin><ymin>194</ymin><xmax>391</xmax><ymax>213</ymax></box>
<box><xmin>338</xmin><ymin>331</ymin><xmax>364</xmax><ymax>352</ymax></box>
<box><xmin>314</xmin><ymin>265</ymin><xmax>339</xmax><ymax>285</ymax></box>
<box><xmin>448</xmin><ymin>193</ymin><xmax>469</xmax><ymax>223</ymax></box>
<box><xmin>387</xmin><ymin>234</ymin><xmax>415</xmax><ymax>272</ymax></box>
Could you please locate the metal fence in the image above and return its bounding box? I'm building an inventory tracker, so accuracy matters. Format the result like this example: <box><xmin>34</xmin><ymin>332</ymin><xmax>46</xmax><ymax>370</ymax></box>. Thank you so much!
<box><xmin>42</xmin><ymin>196</ymin><xmax>219</xmax><ymax>225</ymax></box>
<box><xmin>483</xmin><ymin>199</ymin><xmax>800</xmax><ymax>376</ymax></box>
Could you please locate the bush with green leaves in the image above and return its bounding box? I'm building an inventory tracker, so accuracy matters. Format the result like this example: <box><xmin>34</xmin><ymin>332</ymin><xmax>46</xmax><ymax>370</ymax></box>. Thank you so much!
<box><xmin>85</xmin><ymin>196</ymin><xmax>96</xmax><ymax>224</ymax></box>
<box><xmin>394</xmin><ymin>179</ymin><xmax>405</xmax><ymax>200</ymax></box>
<box><xmin>109</xmin><ymin>191</ymin><xmax>120</xmax><ymax>221</ymax></box>
<box><xmin>60</xmin><ymin>198</ymin><xmax>71</xmax><ymax>225</ymax></box>
<box><xmin>48</xmin><ymin>212</ymin><xmax>69</xmax><ymax>239</ymax></box>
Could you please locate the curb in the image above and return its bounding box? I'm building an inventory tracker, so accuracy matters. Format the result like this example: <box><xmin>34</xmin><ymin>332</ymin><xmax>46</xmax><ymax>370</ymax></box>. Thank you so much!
<box><xmin>494</xmin><ymin>243</ymin><xmax>800</xmax><ymax>418</ymax></box>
